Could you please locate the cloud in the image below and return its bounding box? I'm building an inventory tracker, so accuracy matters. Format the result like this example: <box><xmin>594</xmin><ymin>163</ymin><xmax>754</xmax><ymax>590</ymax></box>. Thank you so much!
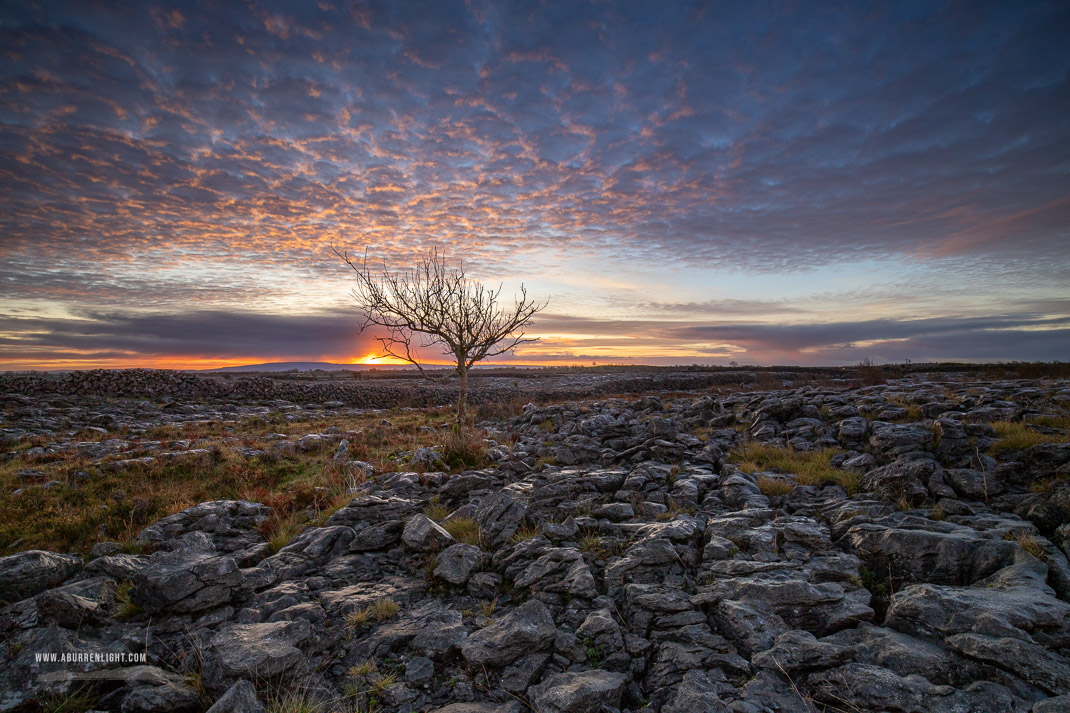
<box><xmin>0</xmin><ymin>1</ymin><xmax>1068</xmax><ymax>367</ymax></box>
<box><xmin>0</xmin><ymin>310</ymin><xmax>376</xmax><ymax>362</ymax></box>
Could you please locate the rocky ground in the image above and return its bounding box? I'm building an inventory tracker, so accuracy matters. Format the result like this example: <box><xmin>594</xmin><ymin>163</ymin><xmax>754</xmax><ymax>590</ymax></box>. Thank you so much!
<box><xmin>2</xmin><ymin>374</ymin><xmax>1070</xmax><ymax>712</ymax></box>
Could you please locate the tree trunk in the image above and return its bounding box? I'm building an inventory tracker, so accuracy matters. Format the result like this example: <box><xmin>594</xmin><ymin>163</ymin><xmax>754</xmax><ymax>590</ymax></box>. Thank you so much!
<box><xmin>457</xmin><ymin>365</ymin><xmax>469</xmax><ymax>426</ymax></box>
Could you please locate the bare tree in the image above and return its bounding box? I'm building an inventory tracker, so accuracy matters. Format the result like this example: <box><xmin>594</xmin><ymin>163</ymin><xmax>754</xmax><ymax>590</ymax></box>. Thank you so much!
<box><xmin>335</xmin><ymin>247</ymin><xmax>547</xmax><ymax>424</ymax></box>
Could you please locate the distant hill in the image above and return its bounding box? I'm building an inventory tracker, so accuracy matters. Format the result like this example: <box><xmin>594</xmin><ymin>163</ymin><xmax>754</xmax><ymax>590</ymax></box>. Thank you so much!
<box><xmin>204</xmin><ymin>361</ymin><xmax>394</xmax><ymax>372</ymax></box>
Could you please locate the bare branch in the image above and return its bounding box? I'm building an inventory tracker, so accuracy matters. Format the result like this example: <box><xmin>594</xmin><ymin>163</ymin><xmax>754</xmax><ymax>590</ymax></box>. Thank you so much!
<box><xmin>335</xmin><ymin>245</ymin><xmax>548</xmax><ymax>424</ymax></box>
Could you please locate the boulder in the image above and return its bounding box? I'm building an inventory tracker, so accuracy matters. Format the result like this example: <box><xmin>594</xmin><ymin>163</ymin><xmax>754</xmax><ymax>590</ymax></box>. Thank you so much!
<box><xmin>476</xmin><ymin>487</ymin><xmax>529</xmax><ymax>547</ymax></box>
<box><xmin>513</xmin><ymin>547</ymin><xmax>598</xmax><ymax>599</ymax></box>
<box><xmin>205</xmin><ymin>680</ymin><xmax>266</xmax><ymax>713</ymax></box>
<box><xmin>202</xmin><ymin>620</ymin><xmax>313</xmax><ymax>695</ymax></box>
<box><xmin>661</xmin><ymin>670</ymin><xmax>731</xmax><ymax>713</ymax></box>
<box><xmin>402</xmin><ymin>514</ymin><xmax>456</xmax><ymax>552</ymax></box>
<box><xmin>0</xmin><ymin>550</ymin><xmax>82</xmax><ymax>604</ymax></box>
<box><xmin>461</xmin><ymin>599</ymin><xmax>556</xmax><ymax>668</ymax></box>
<box><xmin>862</xmin><ymin>458</ymin><xmax>935</xmax><ymax>505</ymax></box>
<box><xmin>136</xmin><ymin>500</ymin><xmax>272</xmax><ymax>565</ymax></box>
<box><xmin>528</xmin><ymin>670</ymin><xmax>628</xmax><ymax>713</ymax></box>
<box><xmin>434</xmin><ymin>543</ymin><xmax>484</xmax><ymax>585</ymax></box>
<box><xmin>131</xmin><ymin>533</ymin><xmax>244</xmax><ymax>614</ymax></box>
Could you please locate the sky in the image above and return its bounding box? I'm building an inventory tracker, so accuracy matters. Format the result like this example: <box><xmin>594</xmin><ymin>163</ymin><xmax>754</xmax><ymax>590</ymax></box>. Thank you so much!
<box><xmin>1</xmin><ymin>0</ymin><xmax>1069</xmax><ymax>370</ymax></box>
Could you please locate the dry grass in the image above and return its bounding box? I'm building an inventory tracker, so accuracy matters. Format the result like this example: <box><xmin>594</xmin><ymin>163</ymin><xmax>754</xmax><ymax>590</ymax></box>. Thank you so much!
<box><xmin>0</xmin><ymin>405</ymin><xmax>477</xmax><ymax>555</ymax></box>
<box><xmin>259</xmin><ymin>513</ymin><xmax>307</xmax><ymax>554</ymax></box>
<box><xmin>755</xmin><ymin>475</ymin><xmax>796</xmax><ymax>496</ymax></box>
<box><xmin>439</xmin><ymin>427</ymin><xmax>489</xmax><ymax>471</ymax></box>
<box><xmin>347</xmin><ymin>598</ymin><xmax>400</xmax><ymax>628</ymax></box>
<box><xmin>511</xmin><ymin>524</ymin><xmax>540</xmax><ymax>542</ymax></box>
<box><xmin>443</xmin><ymin>516</ymin><xmax>481</xmax><ymax>546</ymax></box>
<box><xmin>732</xmin><ymin>443</ymin><xmax>860</xmax><ymax>494</ymax></box>
<box><xmin>112</xmin><ymin>580</ymin><xmax>142</xmax><ymax>621</ymax></box>
<box><xmin>348</xmin><ymin>661</ymin><xmax>376</xmax><ymax>678</ymax></box>
<box><xmin>1005</xmin><ymin>530</ymin><xmax>1047</xmax><ymax>559</ymax></box>
<box><xmin>989</xmin><ymin>421</ymin><xmax>1069</xmax><ymax>455</ymax></box>
<box><xmin>423</xmin><ymin>498</ymin><xmax>450</xmax><ymax>522</ymax></box>
<box><xmin>1026</xmin><ymin>414</ymin><xmax>1070</xmax><ymax>430</ymax></box>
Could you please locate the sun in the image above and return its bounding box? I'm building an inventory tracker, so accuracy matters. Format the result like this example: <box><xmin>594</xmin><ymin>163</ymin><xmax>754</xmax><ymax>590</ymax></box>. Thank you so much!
<box><xmin>352</xmin><ymin>354</ymin><xmax>380</xmax><ymax>364</ymax></box>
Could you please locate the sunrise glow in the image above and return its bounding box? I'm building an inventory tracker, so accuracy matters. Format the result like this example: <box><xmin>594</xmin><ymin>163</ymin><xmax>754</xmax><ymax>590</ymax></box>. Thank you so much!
<box><xmin>1</xmin><ymin>1</ymin><xmax>1067</xmax><ymax>369</ymax></box>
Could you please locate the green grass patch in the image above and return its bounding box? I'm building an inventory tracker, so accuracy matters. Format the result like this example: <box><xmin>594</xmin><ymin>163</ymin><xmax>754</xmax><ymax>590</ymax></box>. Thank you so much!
<box><xmin>732</xmin><ymin>443</ymin><xmax>860</xmax><ymax>494</ymax></box>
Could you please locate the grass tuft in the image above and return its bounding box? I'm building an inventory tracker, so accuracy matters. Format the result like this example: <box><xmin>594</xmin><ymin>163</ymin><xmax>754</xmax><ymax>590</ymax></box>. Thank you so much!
<box><xmin>347</xmin><ymin>598</ymin><xmax>400</xmax><ymax>628</ymax></box>
<box><xmin>112</xmin><ymin>580</ymin><xmax>142</xmax><ymax>621</ymax></box>
<box><xmin>732</xmin><ymin>443</ymin><xmax>859</xmax><ymax>494</ymax></box>
<box><xmin>990</xmin><ymin>421</ymin><xmax>1069</xmax><ymax>455</ymax></box>
<box><xmin>443</xmin><ymin>516</ymin><xmax>481</xmax><ymax>546</ymax></box>
<box><xmin>1005</xmin><ymin>530</ymin><xmax>1047</xmax><ymax>559</ymax></box>
<box><xmin>511</xmin><ymin>524</ymin><xmax>540</xmax><ymax>543</ymax></box>
<box><xmin>259</xmin><ymin>513</ymin><xmax>306</xmax><ymax>554</ymax></box>
<box><xmin>423</xmin><ymin>496</ymin><xmax>450</xmax><ymax>523</ymax></box>
<box><xmin>755</xmin><ymin>475</ymin><xmax>796</xmax><ymax>496</ymax></box>
<box><xmin>440</xmin><ymin>427</ymin><xmax>488</xmax><ymax>471</ymax></box>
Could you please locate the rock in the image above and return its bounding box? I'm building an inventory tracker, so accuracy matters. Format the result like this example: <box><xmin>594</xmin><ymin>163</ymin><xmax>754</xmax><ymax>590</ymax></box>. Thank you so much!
<box><xmin>0</xmin><ymin>626</ymin><xmax>130</xmax><ymax>711</ymax></box>
<box><xmin>946</xmin><ymin>468</ymin><xmax>1005</xmax><ymax>499</ymax></box>
<box><xmin>90</xmin><ymin>541</ymin><xmax>122</xmax><ymax>557</ymax></box>
<box><xmin>832</xmin><ymin>624</ymin><xmax>976</xmax><ymax>687</ymax></box>
<box><xmin>811</xmin><ymin>663</ymin><xmax>1023</xmax><ymax>713</ymax></box>
<box><xmin>711</xmin><ymin>599</ymin><xmax>789</xmax><ymax>657</ymax></box>
<box><xmin>838</xmin><ymin>417</ymin><xmax>869</xmax><ymax>442</ymax></box>
<box><xmin>501</xmin><ymin>652</ymin><xmax>550</xmax><ymax>693</ymax></box>
<box><xmin>752</xmin><ymin>629</ymin><xmax>850</xmax><ymax>672</ymax></box>
<box><xmin>461</xmin><ymin>599</ymin><xmax>557</xmax><ymax>668</ymax></box>
<box><xmin>434</xmin><ymin>543</ymin><xmax>484</xmax><ymax>585</ymax></box>
<box><xmin>136</xmin><ymin>500</ymin><xmax>272</xmax><ymax>565</ymax></box>
<box><xmin>84</xmin><ymin>553</ymin><xmax>148</xmax><ymax>581</ymax></box>
<box><xmin>426</xmin><ymin>704</ymin><xmax>522</xmax><ymax>713</ymax></box>
<box><xmin>0</xmin><ymin>550</ymin><xmax>82</xmax><ymax>604</ymax></box>
<box><xmin>843</xmin><ymin>519</ymin><xmax>1020</xmax><ymax>586</ymax></box>
<box><xmin>886</xmin><ymin>561</ymin><xmax>1070</xmax><ymax>656</ymax></box>
<box><xmin>205</xmin><ymin>680</ymin><xmax>266</xmax><ymax>713</ymax></box>
<box><xmin>528</xmin><ymin>670</ymin><xmax>628</xmax><ymax>713</ymax></box>
<box><xmin>476</xmin><ymin>487</ymin><xmax>529</xmax><ymax>547</ymax></box>
<box><xmin>576</xmin><ymin>609</ymin><xmax>624</xmax><ymax>653</ymax></box>
<box><xmin>513</xmin><ymin>547</ymin><xmax>599</xmax><ymax>599</ymax></box>
<box><xmin>102</xmin><ymin>665</ymin><xmax>202</xmax><ymax>712</ymax></box>
<box><xmin>869</xmin><ymin>422</ymin><xmax>935</xmax><ymax>453</ymax></box>
<box><xmin>405</xmin><ymin>656</ymin><xmax>435</xmax><ymax>685</ymax></box>
<box><xmin>862</xmin><ymin>458</ymin><xmax>935</xmax><ymax>505</ymax></box>
<box><xmin>698</xmin><ymin>571</ymin><xmax>873</xmax><ymax>636</ymax></box>
<box><xmin>402</xmin><ymin>514</ymin><xmax>456</xmax><ymax>552</ymax></box>
<box><xmin>604</xmin><ymin>537</ymin><xmax>682</xmax><ymax>595</ymax></box>
<box><xmin>1034</xmin><ymin>695</ymin><xmax>1070</xmax><ymax>712</ymax></box>
<box><xmin>661</xmin><ymin>670</ymin><xmax>731</xmax><ymax>713</ymax></box>
<box><xmin>202</xmin><ymin>620</ymin><xmax>313</xmax><ymax>695</ymax></box>
<box><xmin>946</xmin><ymin>632</ymin><xmax>1070</xmax><ymax>695</ymax></box>
<box><xmin>131</xmin><ymin>533</ymin><xmax>244</xmax><ymax>614</ymax></box>
<box><xmin>58</xmin><ymin>665</ymin><xmax>202</xmax><ymax>713</ymax></box>
<box><xmin>35</xmin><ymin>577</ymin><xmax>117</xmax><ymax>628</ymax></box>
<box><xmin>412</xmin><ymin>446</ymin><xmax>445</xmax><ymax>470</ymax></box>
